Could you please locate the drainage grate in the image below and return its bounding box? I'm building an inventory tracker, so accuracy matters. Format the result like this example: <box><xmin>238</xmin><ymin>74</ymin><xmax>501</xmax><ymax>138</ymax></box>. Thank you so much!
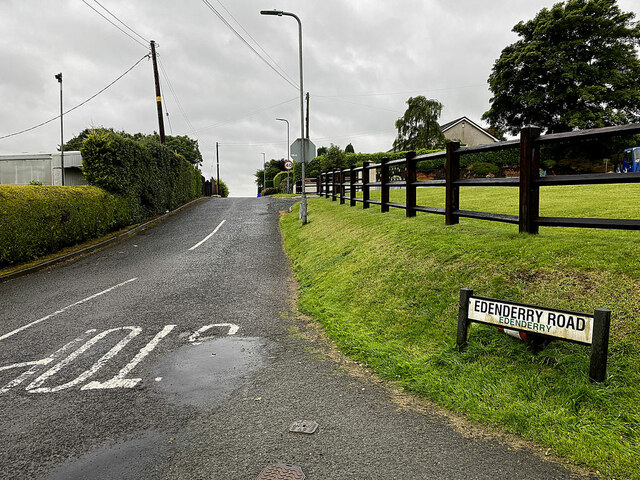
<box><xmin>256</xmin><ymin>463</ymin><xmax>305</xmax><ymax>480</ymax></box>
<box><xmin>289</xmin><ymin>420</ymin><xmax>318</xmax><ymax>434</ymax></box>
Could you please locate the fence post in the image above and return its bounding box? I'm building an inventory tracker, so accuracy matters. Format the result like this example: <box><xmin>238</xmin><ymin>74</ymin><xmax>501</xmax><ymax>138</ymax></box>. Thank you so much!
<box><xmin>316</xmin><ymin>175</ymin><xmax>321</xmax><ymax>196</ymax></box>
<box><xmin>519</xmin><ymin>126</ymin><xmax>541</xmax><ymax>234</ymax></box>
<box><xmin>362</xmin><ymin>161</ymin><xmax>370</xmax><ymax>209</ymax></box>
<box><xmin>405</xmin><ymin>151</ymin><xmax>417</xmax><ymax>217</ymax></box>
<box><xmin>380</xmin><ymin>156</ymin><xmax>390</xmax><ymax>213</ymax></box>
<box><xmin>589</xmin><ymin>308</ymin><xmax>611</xmax><ymax>383</ymax></box>
<box><xmin>332</xmin><ymin>169</ymin><xmax>337</xmax><ymax>201</ymax></box>
<box><xmin>445</xmin><ymin>141</ymin><xmax>460</xmax><ymax>225</ymax></box>
<box><xmin>349</xmin><ymin>165</ymin><xmax>356</xmax><ymax>206</ymax></box>
<box><xmin>339</xmin><ymin>168</ymin><xmax>346</xmax><ymax>205</ymax></box>
<box><xmin>323</xmin><ymin>170</ymin><xmax>329</xmax><ymax>198</ymax></box>
<box><xmin>456</xmin><ymin>288</ymin><xmax>473</xmax><ymax>351</ymax></box>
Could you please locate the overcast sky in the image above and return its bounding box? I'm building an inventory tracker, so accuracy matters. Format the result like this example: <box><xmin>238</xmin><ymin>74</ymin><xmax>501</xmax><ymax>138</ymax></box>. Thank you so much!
<box><xmin>0</xmin><ymin>0</ymin><xmax>637</xmax><ymax>196</ymax></box>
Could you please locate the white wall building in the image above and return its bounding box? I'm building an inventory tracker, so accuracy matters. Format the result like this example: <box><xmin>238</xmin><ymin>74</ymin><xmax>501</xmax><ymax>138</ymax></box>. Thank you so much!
<box><xmin>0</xmin><ymin>151</ymin><xmax>86</xmax><ymax>186</ymax></box>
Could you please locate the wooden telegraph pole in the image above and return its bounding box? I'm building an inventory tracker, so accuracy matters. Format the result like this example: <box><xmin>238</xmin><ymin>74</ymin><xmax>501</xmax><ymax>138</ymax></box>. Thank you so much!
<box><xmin>150</xmin><ymin>40</ymin><xmax>165</xmax><ymax>144</ymax></box>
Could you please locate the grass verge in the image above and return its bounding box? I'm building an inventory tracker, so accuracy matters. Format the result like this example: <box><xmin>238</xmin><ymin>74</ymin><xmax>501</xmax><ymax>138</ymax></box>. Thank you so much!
<box><xmin>281</xmin><ymin>185</ymin><xmax>640</xmax><ymax>479</ymax></box>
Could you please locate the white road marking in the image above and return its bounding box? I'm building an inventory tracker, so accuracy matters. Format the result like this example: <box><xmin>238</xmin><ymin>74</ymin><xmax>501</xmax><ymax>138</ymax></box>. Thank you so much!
<box><xmin>0</xmin><ymin>330</ymin><xmax>96</xmax><ymax>394</ymax></box>
<box><xmin>26</xmin><ymin>326</ymin><xmax>142</xmax><ymax>394</ymax></box>
<box><xmin>82</xmin><ymin>325</ymin><xmax>176</xmax><ymax>390</ymax></box>
<box><xmin>188</xmin><ymin>323</ymin><xmax>239</xmax><ymax>344</ymax></box>
<box><xmin>0</xmin><ymin>278</ymin><xmax>138</xmax><ymax>342</ymax></box>
<box><xmin>0</xmin><ymin>358</ymin><xmax>50</xmax><ymax>372</ymax></box>
<box><xmin>188</xmin><ymin>220</ymin><xmax>226</xmax><ymax>251</ymax></box>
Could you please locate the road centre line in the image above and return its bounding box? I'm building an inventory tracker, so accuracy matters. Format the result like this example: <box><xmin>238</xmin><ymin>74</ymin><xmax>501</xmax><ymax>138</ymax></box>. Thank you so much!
<box><xmin>0</xmin><ymin>278</ymin><xmax>138</xmax><ymax>342</ymax></box>
<box><xmin>188</xmin><ymin>220</ymin><xmax>226</xmax><ymax>251</ymax></box>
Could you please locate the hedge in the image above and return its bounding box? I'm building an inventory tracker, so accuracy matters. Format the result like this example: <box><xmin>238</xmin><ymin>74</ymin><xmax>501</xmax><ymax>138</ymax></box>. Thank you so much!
<box><xmin>0</xmin><ymin>185</ymin><xmax>132</xmax><ymax>266</ymax></box>
<box><xmin>81</xmin><ymin>129</ymin><xmax>202</xmax><ymax>218</ymax></box>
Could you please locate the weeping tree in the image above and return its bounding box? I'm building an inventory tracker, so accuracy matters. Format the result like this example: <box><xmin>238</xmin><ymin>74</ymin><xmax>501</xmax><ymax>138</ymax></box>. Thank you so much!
<box><xmin>393</xmin><ymin>96</ymin><xmax>446</xmax><ymax>151</ymax></box>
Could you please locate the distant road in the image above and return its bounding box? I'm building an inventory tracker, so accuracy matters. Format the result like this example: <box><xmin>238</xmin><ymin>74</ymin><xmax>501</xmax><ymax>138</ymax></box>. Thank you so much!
<box><xmin>0</xmin><ymin>197</ymin><xmax>591</xmax><ymax>479</ymax></box>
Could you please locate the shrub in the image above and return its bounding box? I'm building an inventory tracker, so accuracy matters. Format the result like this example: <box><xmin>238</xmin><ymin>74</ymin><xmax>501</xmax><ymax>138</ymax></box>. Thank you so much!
<box><xmin>217</xmin><ymin>179</ymin><xmax>229</xmax><ymax>197</ymax></box>
<box><xmin>471</xmin><ymin>162</ymin><xmax>501</xmax><ymax>176</ymax></box>
<box><xmin>272</xmin><ymin>171</ymin><xmax>292</xmax><ymax>191</ymax></box>
<box><xmin>0</xmin><ymin>185</ymin><xmax>132</xmax><ymax>266</ymax></box>
<box><xmin>261</xmin><ymin>187</ymin><xmax>279</xmax><ymax>196</ymax></box>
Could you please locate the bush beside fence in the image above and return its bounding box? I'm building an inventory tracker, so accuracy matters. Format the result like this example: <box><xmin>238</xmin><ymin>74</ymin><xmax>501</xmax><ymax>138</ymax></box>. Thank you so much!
<box><xmin>0</xmin><ymin>185</ymin><xmax>132</xmax><ymax>266</ymax></box>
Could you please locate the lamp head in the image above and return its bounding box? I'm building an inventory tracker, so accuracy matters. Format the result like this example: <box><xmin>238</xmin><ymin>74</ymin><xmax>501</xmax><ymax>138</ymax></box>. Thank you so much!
<box><xmin>260</xmin><ymin>9</ymin><xmax>283</xmax><ymax>16</ymax></box>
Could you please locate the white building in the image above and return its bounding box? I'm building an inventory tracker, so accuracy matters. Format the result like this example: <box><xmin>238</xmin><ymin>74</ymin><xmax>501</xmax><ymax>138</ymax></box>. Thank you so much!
<box><xmin>0</xmin><ymin>151</ymin><xmax>86</xmax><ymax>186</ymax></box>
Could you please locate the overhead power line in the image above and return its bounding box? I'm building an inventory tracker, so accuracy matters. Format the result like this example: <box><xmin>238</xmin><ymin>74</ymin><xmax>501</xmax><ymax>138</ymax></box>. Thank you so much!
<box><xmin>82</xmin><ymin>0</ymin><xmax>149</xmax><ymax>50</ymax></box>
<box><xmin>212</xmin><ymin>0</ymin><xmax>296</xmax><ymax>87</ymax></box>
<box><xmin>92</xmin><ymin>0</ymin><xmax>150</xmax><ymax>45</ymax></box>
<box><xmin>157</xmin><ymin>55</ymin><xmax>198</xmax><ymax>138</ymax></box>
<box><xmin>0</xmin><ymin>54</ymin><xmax>150</xmax><ymax>141</ymax></box>
<box><xmin>200</xmin><ymin>0</ymin><xmax>298</xmax><ymax>90</ymax></box>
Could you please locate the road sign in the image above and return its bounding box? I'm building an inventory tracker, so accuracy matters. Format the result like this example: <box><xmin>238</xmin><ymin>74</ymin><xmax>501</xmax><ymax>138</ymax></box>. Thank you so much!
<box><xmin>284</xmin><ymin>160</ymin><xmax>293</xmax><ymax>171</ymax></box>
<box><xmin>290</xmin><ymin>138</ymin><xmax>316</xmax><ymax>164</ymax></box>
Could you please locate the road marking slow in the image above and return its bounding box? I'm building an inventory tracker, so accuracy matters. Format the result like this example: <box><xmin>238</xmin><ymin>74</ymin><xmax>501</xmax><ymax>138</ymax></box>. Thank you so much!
<box><xmin>0</xmin><ymin>330</ymin><xmax>96</xmax><ymax>394</ymax></box>
<box><xmin>0</xmin><ymin>278</ymin><xmax>138</xmax><ymax>342</ymax></box>
<box><xmin>188</xmin><ymin>220</ymin><xmax>226</xmax><ymax>251</ymax></box>
<box><xmin>188</xmin><ymin>323</ymin><xmax>239</xmax><ymax>344</ymax></box>
<box><xmin>0</xmin><ymin>322</ymin><xmax>240</xmax><ymax>395</ymax></box>
<box><xmin>82</xmin><ymin>324</ymin><xmax>176</xmax><ymax>390</ymax></box>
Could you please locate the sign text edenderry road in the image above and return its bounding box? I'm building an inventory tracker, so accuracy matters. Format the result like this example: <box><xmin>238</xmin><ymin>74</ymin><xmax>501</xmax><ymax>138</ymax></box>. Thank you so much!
<box><xmin>456</xmin><ymin>288</ymin><xmax>611</xmax><ymax>383</ymax></box>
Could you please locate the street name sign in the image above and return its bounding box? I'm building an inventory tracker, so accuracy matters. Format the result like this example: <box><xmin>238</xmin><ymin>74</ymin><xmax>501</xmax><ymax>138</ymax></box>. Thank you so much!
<box><xmin>468</xmin><ymin>297</ymin><xmax>593</xmax><ymax>344</ymax></box>
<box><xmin>456</xmin><ymin>288</ymin><xmax>611</xmax><ymax>383</ymax></box>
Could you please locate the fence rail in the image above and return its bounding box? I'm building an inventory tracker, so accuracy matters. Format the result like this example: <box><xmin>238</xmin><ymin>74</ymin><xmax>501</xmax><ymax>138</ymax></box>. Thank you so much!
<box><xmin>316</xmin><ymin>124</ymin><xmax>640</xmax><ymax>233</ymax></box>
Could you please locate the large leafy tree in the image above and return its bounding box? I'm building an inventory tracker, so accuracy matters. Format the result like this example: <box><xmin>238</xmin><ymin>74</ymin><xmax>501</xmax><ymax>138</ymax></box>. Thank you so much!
<box><xmin>393</xmin><ymin>97</ymin><xmax>445</xmax><ymax>151</ymax></box>
<box><xmin>482</xmin><ymin>0</ymin><xmax>640</xmax><ymax>135</ymax></box>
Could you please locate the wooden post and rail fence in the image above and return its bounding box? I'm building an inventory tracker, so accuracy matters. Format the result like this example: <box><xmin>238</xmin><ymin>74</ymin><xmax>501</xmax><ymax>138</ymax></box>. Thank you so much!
<box><xmin>315</xmin><ymin>124</ymin><xmax>640</xmax><ymax>233</ymax></box>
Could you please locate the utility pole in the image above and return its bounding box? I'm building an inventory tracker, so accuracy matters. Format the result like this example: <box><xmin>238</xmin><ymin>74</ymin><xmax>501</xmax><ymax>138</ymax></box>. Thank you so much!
<box><xmin>150</xmin><ymin>40</ymin><xmax>165</xmax><ymax>144</ymax></box>
<box><xmin>55</xmin><ymin>72</ymin><xmax>64</xmax><ymax>186</ymax></box>
<box><xmin>305</xmin><ymin>92</ymin><xmax>310</xmax><ymax>139</ymax></box>
<box><xmin>262</xmin><ymin>153</ymin><xmax>266</xmax><ymax>194</ymax></box>
<box><xmin>216</xmin><ymin>142</ymin><xmax>220</xmax><ymax>196</ymax></box>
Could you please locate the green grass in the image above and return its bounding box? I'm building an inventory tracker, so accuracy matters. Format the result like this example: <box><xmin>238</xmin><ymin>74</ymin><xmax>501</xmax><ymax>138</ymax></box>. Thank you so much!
<box><xmin>282</xmin><ymin>185</ymin><xmax>640</xmax><ymax>479</ymax></box>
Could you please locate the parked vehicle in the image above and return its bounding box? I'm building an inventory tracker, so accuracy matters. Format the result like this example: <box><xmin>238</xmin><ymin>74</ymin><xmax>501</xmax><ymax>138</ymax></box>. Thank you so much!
<box><xmin>622</xmin><ymin>147</ymin><xmax>640</xmax><ymax>172</ymax></box>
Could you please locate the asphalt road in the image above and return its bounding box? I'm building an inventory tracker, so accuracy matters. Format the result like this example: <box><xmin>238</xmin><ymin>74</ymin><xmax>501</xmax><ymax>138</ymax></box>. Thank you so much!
<box><xmin>0</xmin><ymin>197</ymin><xmax>595</xmax><ymax>479</ymax></box>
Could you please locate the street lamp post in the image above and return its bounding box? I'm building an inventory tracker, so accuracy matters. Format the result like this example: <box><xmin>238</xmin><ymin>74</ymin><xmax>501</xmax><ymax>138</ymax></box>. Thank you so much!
<box><xmin>261</xmin><ymin>152</ymin><xmax>266</xmax><ymax>194</ymax></box>
<box><xmin>55</xmin><ymin>72</ymin><xmax>65</xmax><ymax>186</ymax></box>
<box><xmin>276</xmin><ymin>117</ymin><xmax>290</xmax><ymax>193</ymax></box>
<box><xmin>261</xmin><ymin>9</ymin><xmax>307</xmax><ymax>224</ymax></box>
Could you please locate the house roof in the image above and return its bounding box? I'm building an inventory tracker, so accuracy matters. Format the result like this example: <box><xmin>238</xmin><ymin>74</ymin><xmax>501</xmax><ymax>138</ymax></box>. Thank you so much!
<box><xmin>440</xmin><ymin>116</ymin><xmax>500</xmax><ymax>143</ymax></box>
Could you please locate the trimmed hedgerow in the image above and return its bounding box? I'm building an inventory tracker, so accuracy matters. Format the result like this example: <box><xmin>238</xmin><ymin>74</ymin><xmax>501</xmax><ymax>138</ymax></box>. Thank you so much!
<box><xmin>81</xmin><ymin>129</ymin><xmax>202</xmax><ymax>218</ymax></box>
<box><xmin>0</xmin><ymin>185</ymin><xmax>132</xmax><ymax>266</ymax></box>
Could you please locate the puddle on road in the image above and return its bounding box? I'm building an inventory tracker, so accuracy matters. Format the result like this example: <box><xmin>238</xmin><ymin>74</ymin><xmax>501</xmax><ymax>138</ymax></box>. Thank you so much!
<box><xmin>152</xmin><ymin>336</ymin><xmax>269</xmax><ymax>407</ymax></box>
<box><xmin>43</xmin><ymin>337</ymin><xmax>270</xmax><ymax>479</ymax></box>
<box><xmin>43</xmin><ymin>430</ymin><xmax>170</xmax><ymax>480</ymax></box>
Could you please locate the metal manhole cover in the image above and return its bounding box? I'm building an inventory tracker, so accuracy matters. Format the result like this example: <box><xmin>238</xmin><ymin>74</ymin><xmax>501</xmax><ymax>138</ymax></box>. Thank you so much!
<box><xmin>289</xmin><ymin>420</ymin><xmax>318</xmax><ymax>434</ymax></box>
<box><xmin>256</xmin><ymin>463</ymin><xmax>305</xmax><ymax>480</ymax></box>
